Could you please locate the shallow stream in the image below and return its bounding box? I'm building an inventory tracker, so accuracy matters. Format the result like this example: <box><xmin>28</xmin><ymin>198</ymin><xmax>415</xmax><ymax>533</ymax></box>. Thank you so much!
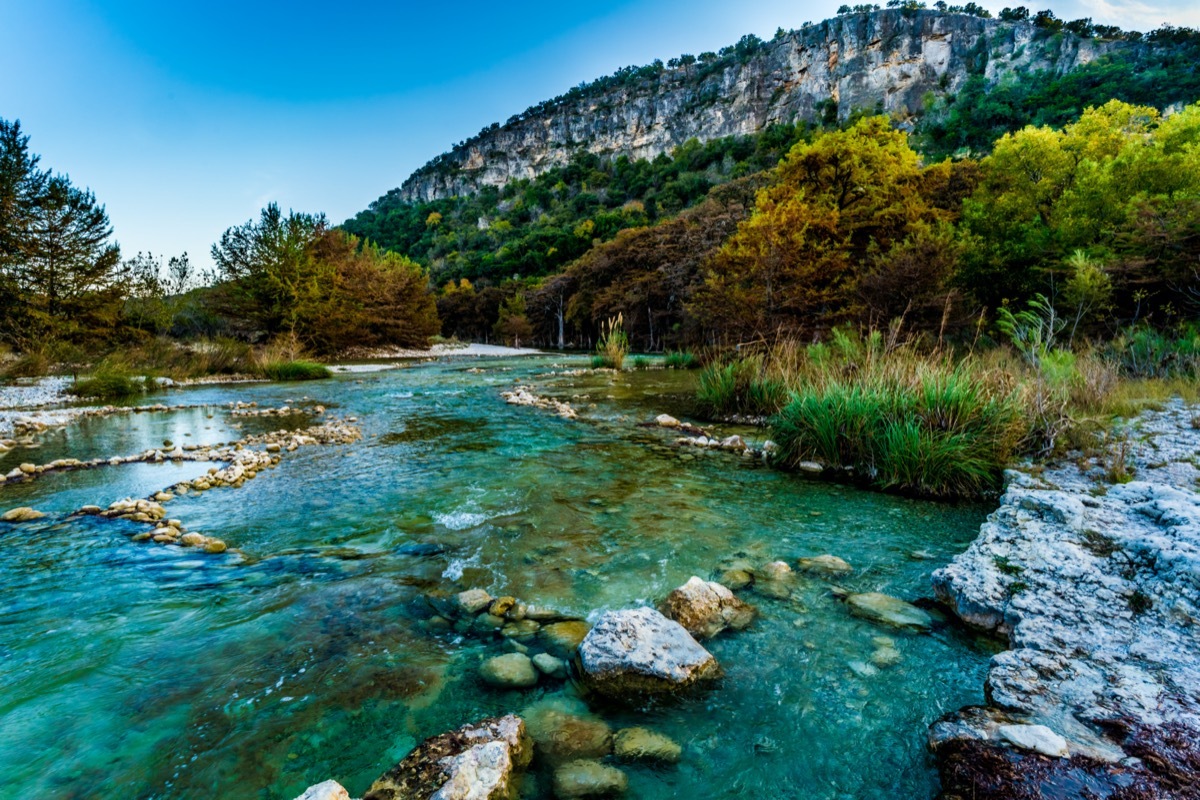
<box><xmin>0</xmin><ymin>356</ymin><xmax>995</xmax><ymax>798</ymax></box>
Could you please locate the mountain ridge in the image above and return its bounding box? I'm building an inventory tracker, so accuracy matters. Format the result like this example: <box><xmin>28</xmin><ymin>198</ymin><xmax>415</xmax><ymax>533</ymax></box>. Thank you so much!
<box><xmin>396</xmin><ymin>9</ymin><xmax>1125</xmax><ymax>203</ymax></box>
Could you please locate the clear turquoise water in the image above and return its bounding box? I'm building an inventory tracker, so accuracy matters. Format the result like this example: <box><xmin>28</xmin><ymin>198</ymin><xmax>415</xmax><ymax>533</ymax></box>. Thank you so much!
<box><xmin>0</xmin><ymin>357</ymin><xmax>994</xmax><ymax>799</ymax></box>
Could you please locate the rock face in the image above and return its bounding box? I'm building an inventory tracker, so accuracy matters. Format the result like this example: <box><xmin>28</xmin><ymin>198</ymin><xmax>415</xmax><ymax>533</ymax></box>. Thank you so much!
<box><xmin>364</xmin><ymin>715</ymin><xmax>533</xmax><ymax>800</ymax></box>
<box><xmin>576</xmin><ymin>607</ymin><xmax>720</xmax><ymax>697</ymax></box>
<box><xmin>931</xmin><ymin>400</ymin><xmax>1200</xmax><ymax>794</ymax></box>
<box><xmin>658</xmin><ymin>576</ymin><xmax>755</xmax><ymax>638</ymax></box>
<box><xmin>395</xmin><ymin>9</ymin><xmax>1125</xmax><ymax>202</ymax></box>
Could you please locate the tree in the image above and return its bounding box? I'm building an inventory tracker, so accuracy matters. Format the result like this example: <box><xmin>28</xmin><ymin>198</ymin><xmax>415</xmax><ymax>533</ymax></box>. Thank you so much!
<box><xmin>493</xmin><ymin>291</ymin><xmax>533</xmax><ymax>347</ymax></box>
<box><xmin>211</xmin><ymin>203</ymin><xmax>328</xmax><ymax>335</ymax></box>
<box><xmin>18</xmin><ymin>175</ymin><xmax>123</xmax><ymax>337</ymax></box>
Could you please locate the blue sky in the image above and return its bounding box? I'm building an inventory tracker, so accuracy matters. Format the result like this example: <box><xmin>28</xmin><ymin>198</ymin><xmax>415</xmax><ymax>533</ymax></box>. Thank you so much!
<box><xmin>1</xmin><ymin>0</ymin><xmax>1196</xmax><ymax>271</ymax></box>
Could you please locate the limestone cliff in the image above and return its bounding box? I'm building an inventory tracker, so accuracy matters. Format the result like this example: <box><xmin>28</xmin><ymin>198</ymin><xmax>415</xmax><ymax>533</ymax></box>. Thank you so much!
<box><xmin>397</xmin><ymin>9</ymin><xmax>1128</xmax><ymax>202</ymax></box>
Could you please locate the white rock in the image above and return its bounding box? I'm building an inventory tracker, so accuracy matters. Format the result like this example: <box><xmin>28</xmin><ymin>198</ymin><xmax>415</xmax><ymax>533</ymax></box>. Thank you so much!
<box><xmin>997</xmin><ymin>724</ymin><xmax>1069</xmax><ymax>758</ymax></box>
<box><xmin>293</xmin><ymin>780</ymin><xmax>350</xmax><ymax>800</ymax></box>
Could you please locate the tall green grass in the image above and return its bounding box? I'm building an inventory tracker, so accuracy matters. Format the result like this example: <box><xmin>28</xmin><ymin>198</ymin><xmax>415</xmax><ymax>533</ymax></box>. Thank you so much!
<box><xmin>663</xmin><ymin>350</ymin><xmax>699</xmax><ymax>369</ymax></box>
<box><xmin>697</xmin><ymin>356</ymin><xmax>787</xmax><ymax>418</ymax></box>
<box><xmin>70</xmin><ymin>362</ymin><xmax>149</xmax><ymax>401</ymax></box>
<box><xmin>770</xmin><ymin>367</ymin><xmax>1024</xmax><ymax>498</ymax></box>
<box><xmin>256</xmin><ymin>360</ymin><xmax>331</xmax><ymax>381</ymax></box>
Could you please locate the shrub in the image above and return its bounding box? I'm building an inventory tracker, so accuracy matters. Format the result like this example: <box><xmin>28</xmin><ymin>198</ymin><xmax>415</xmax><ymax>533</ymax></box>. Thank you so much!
<box><xmin>1</xmin><ymin>349</ymin><xmax>50</xmax><ymax>380</ymax></box>
<box><xmin>71</xmin><ymin>364</ymin><xmax>147</xmax><ymax>401</ymax></box>
<box><xmin>257</xmin><ymin>360</ymin><xmax>331</xmax><ymax>382</ymax></box>
<box><xmin>663</xmin><ymin>350</ymin><xmax>699</xmax><ymax>369</ymax></box>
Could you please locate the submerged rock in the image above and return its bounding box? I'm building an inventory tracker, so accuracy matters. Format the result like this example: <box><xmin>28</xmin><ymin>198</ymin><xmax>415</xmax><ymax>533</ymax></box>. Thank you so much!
<box><xmin>576</xmin><ymin>607</ymin><xmax>720</xmax><ymax>698</ymax></box>
<box><xmin>539</xmin><ymin>620</ymin><xmax>592</xmax><ymax>657</ymax></box>
<box><xmin>1</xmin><ymin>506</ymin><xmax>45</xmax><ymax>522</ymax></box>
<box><xmin>552</xmin><ymin>759</ymin><xmax>628</xmax><ymax>799</ymax></box>
<box><xmin>844</xmin><ymin>592</ymin><xmax>932</xmax><ymax>631</ymax></box>
<box><xmin>454</xmin><ymin>588</ymin><xmax>493</xmax><ymax>615</ymax></box>
<box><xmin>363</xmin><ymin>714</ymin><xmax>532</xmax><ymax>800</ymax></box>
<box><xmin>658</xmin><ymin>576</ymin><xmax>755</xmax><ymax>638</ymax></box>
<box><xmin>795</xmin><ymin>554</ymin><xmax>852</xmax><ymax>575</ymax></box>
<box><xmin>479</xmin><ymin>653</ymin><xmax>539</xmax><ymax>689</ymax></box>
<box><xmin>293</xmin><ymin>780</ymin><xmax>350</xmax><ymax>800</ymax></box>
<box><xmin>612</xmin><ymin>727</ymin><xmax>682</xmax><ymax>763</ymax></box>
<box><xmin>524</xmin><ymin>698</ymin><xmax>612</xmax><ymax>765</ymax></box>
<box><xmin>532</xmin><ymin>653</ymin><xmax>568</xmax><ymax>679</ymax></box>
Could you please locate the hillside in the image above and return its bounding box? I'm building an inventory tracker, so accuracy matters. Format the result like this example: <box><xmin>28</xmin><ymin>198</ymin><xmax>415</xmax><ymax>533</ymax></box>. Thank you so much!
<box><xmin>397</xmin><ymin>8</ymin><xmax>1126</xmax><ymax>203</ymax></box>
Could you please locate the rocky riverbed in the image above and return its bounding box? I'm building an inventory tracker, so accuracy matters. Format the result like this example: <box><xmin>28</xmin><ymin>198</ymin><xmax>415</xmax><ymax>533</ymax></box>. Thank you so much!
<box><xmin>931</xmin><ymin>399</ymin><xmax>1200</xmax><ymax>798</ymax></box>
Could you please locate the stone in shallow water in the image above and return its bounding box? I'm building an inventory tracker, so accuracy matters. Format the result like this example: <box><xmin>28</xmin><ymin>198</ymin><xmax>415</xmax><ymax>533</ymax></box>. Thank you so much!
<box><xmin>532</xmin><ymin>653</ymin><xmax>567</xmax><ymax>679</ymax></box>
<box><xmin>363</xmin><ymin>714</ymin><xmax>532</xmax><ymax>800</ymax></box>
<box><xmin>997</xmin><ymin>724</ymin><xmax>1069</xmax><ymax>758</ymax></box>
<box><xmin>454</xmin><ymin>588</ymin><xmax>493</xmax><ymax>615</ymax></box>
<box><xmin>293</xmin><ymin>780</ymin><xmax>350</xmax><ymax>800</ymax></box>
<box><xmin>576</xmin><ymin>607</ymin><xmax>720</xmax><ymax>698</ymax></box>
<box><xmin>845</xmin><ymin>592</ymin><xmax>932</xmax><ymax>631</ymax></box>
<box><xmin>552</xmin><ymin>759</ymin><xmax>628</xmax><ymax>799</ymax></box>
<box><xmin>658</xmin><ymin>576</ymin><xmax>755</xmax><ymax>638</ymax></box>
<box><xmin>479</xmin><ymin>653</ymin><xmax>539</xmax><ymax>689</ymax></box>
<box><xmin>612</xmin><ymin>727</ymin><xmax>682</xmax><ymax>763</ymax></box>
<box><xmin>1</xmin><ymin>506</ymin><xmax>44</xmax><ymax>522</ymax></box>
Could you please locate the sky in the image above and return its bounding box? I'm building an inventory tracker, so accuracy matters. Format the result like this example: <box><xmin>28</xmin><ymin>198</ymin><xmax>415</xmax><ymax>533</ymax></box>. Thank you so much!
<box><xmin>1</xmin><ymin>0</ymin><xmax>1196</xmax><ymax>273</ymax></box>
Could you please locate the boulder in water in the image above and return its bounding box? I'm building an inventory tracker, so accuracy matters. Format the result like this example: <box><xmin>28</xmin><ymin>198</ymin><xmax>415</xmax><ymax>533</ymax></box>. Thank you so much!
<box><xmin>524</xmin><ymin>698</ymin><xmax>612</xmax><ymax>765</ymax></box>
<box><xmin>363</xmin><ymin>714</ymin><xmax>532</xmax><ymax>800</ymax></box>
<box><xmin>576</xmin><ymin>607</ymin><xmax>720</xmax><ymax>698</ymax></box>
<box><xmin>540</xmin><ymin>620</ymin><xmax>591</xmax><ymax>657</ymax></box>
<box><xmin>659</xmin><ymin>576</ymin><xmax>755</xmax><ymax>638</ymax></box>
<box><xmin>844</xmin><ymin>592</ymin><xmax>932</xmax><ymax>631</ymax></box>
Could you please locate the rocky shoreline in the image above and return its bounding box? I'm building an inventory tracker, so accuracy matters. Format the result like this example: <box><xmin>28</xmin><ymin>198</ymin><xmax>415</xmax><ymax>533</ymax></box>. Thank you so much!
<box><xmin>929</xmin><ymin>399</ymin><xmax>1200</xmax><ymax>798</ymax></box>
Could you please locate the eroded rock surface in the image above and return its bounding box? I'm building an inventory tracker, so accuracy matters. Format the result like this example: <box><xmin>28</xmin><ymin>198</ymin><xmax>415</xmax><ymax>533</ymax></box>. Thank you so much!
<box><xmin>932</xmin><ymin>400</ymin><xmax>1200</xmax><ymax>795</ymax></box>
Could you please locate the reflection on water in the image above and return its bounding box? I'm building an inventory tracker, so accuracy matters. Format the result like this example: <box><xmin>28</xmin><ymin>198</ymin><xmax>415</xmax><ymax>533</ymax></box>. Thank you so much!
<box><xmin>0</xmin><ymin>358</ymin><xmax>994</xmax><ymax>799</ymax></box>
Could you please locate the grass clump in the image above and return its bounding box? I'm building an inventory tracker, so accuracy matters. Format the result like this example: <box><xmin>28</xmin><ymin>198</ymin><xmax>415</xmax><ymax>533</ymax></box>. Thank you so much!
<box><xmin>663</xmin><ymin>350</ymin><xmax>699</xmax><ymax>369</ymax></box>
<box><xmin>71</xmin><ymin>361</ymin><xmax>148</xmax><ymax>401</ymax></box>
<box><xmin>256</xmin><ymin>360</ymin><xmax>331</xmax><ymax>382</ymax></box>
<box><xmin>632</xmin><ymin>355</ymin><xmax>651</xmax><ymax>370</ymax></box>
<box><xmin>594</xmin><ymin>314</ymin><xmax>630</xmax><ymax>370</ymax></box>
<box><xmin>697</xmin><ymin>355</ymin><xmax>787</xmax><ymax>418</ymax></box>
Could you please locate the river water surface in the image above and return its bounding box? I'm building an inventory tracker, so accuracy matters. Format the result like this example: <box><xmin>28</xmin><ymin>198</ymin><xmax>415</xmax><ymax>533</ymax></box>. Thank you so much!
<box><xmin>0</xmin><ymin>356</ymin><xmax>994</xmax><ymax>798</ymax></box>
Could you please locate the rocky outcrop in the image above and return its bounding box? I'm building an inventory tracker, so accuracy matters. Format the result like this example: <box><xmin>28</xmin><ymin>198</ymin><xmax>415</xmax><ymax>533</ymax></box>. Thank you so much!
<box><xmin>576</xmin><ymin>607</ymin><xmax>720</xmax><ymax>698</ymax></box>
<box><xmin>931</xmin><ymin>399</ymin><xmax>1200</xmax><ymax>796</ymax></box>
<box><xmin>396</xmin><ymin>9</ymin><xmax>1126</xmax><ymax>202</ymax></box>
<box><xmin>363</xmin><ymin>715</ymin><xmax>533</xmax><ymax>800</ymax></box>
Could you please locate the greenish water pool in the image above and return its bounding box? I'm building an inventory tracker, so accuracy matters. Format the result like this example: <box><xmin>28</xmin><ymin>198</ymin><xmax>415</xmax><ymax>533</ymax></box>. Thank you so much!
<box><xmin>0</xmin><ymin>357</ymin><xmax>994</xmax><ymax>798</ymax></box>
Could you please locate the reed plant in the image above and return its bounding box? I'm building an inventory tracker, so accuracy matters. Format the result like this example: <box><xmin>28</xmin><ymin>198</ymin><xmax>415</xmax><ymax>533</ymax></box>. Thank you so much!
<box><xmin>663</xmin><ymin>350</ymin><xmax>699</xmax><ymax>369</ymax></box>
<box><xmin>595</xmin><ymin>314</ymin><xmax>630</xmax><ymax>370</ymax></box>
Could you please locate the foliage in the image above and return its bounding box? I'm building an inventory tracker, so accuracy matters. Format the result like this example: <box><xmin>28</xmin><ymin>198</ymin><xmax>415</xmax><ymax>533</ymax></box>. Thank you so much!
<box><xmin>691</xmin><ymin>117</ymin><xmax>955</xmax><ymax>340</ymax></box>
<box><xmin>212</xmin><ymin>209</ymin><xmax>439</xmax><ymax>354</ymax></box>
<box><xmin>343</xmin><ymin>126</ymin><xmax>809</xmax><ymax>287</ymax></box>
<box><xmin>70</xmin><ymin>361</ymin><xmax>147</xmax><ymax>401</ymax></box>
<box><xmin>697</xmin><ymin>355</ymin><xmax>787</xmax><ymax>417</ymax></box>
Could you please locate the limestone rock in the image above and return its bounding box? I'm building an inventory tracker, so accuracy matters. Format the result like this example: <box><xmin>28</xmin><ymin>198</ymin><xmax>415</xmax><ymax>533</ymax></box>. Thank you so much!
<box><xmin>576</xmin><ymin>607</ymin><xmax>720</xmax><ymax>697</ymax></box>
<box><xmin>551</xmin><ymin>760</ymin><xmax>628</xmax><ymax>799</ymax></box>
<box><xmin>654</xmin><ymin>414</ymin><xmax>680</xmax><ymax>428</ymax></box>
<box><xmin>455</xmin><ymin>588</ymin><xmax>493</xmax><ymax>615</ymax></box>
<box><xmin>531</xmin><ymin>653</ymin><xmax>568</xmax><ymax>679</ymax></box>
<box><xmin>364</xmin><ymin>714</ymin><xmax>532</xmax><ymax>800</ymax></box>
<box><xmin>658</xmin><ymin>576</ymin><xmax>755</xmax><ymax>638</ymax></box>
<box><xmin>294</xmin><ymin>781</ymin><xmax>351</xmax><ymax>800</ymax></box>
<box><xmin>613</xmin><ymin>727</ymin><xmax>682</xmax><ymax>763</ymax></box>
<box><xmin>844</xmin><ymin>592</ymin><xmax>932</xmax><ymax>631</ymax></box>
<box><xmin>479</xmin><ymin>653</ymin><xmax>539</xmax><ymax>689</ymax></box>
<box><xmin>997</xmin><ymin>724</ymin><xmax>1069</xmax><ymax>758</ymax></box>
<box><xmin>524</xmin><ymin>698</ymin><xmax>612</xmax><ymax>765</ymax></box>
